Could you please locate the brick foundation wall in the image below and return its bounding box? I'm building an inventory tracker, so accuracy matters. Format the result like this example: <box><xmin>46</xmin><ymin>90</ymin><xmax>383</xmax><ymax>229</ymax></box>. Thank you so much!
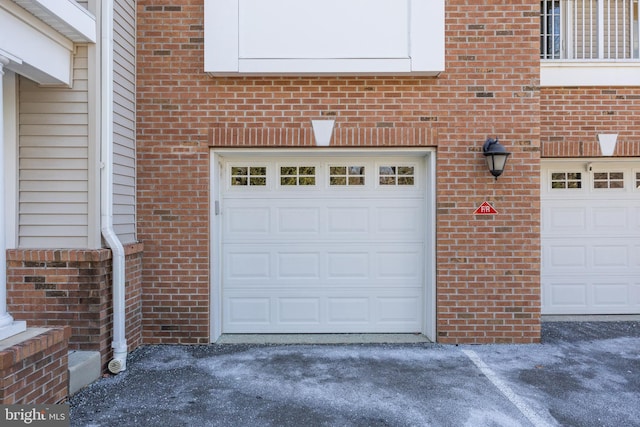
<box><xmin>0</xmin><ymin>327</ymin><xmax>70</xmax><ymax>404</ymax></box>
<box><xmin>541</xmin><ymin>87</ymin><xmax>640</xmax><ymax>157</ymax></box>
<box><xmin>137</xmin><ymin>1</ymin><xmax>541</xmax><ymax>343</ymax></box>
<box><xmin>7</xmin><ymin>244</ymin><xmax>144</xmax><ymax>370</ymax></box>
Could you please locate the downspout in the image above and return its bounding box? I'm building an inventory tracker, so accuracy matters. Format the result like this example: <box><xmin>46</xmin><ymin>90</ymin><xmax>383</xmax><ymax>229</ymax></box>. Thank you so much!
<box><xmin>100</xmin><ymin>0</ymin><xmax>127</xmax><ymax>373</ymax></box>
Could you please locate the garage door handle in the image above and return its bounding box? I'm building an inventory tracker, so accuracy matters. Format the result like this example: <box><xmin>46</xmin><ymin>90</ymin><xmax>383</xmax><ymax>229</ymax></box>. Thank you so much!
<box><xmin>215</xmin><ymin>201</ymin><xmax>220</xmax><ymax>215</ymax></box>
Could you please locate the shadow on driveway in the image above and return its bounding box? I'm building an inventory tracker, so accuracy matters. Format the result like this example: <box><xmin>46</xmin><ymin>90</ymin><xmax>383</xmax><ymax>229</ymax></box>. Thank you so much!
<box><xmin>69</xmin><ymin>321</ymin><xmax>640</xmax><ymax>427</ymax></box>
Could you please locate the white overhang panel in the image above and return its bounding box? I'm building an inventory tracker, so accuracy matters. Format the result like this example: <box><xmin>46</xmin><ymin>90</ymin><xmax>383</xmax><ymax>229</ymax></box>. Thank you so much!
<box><xmin>204</xmin><ymin>0</ymin><xmax>445</xmax><ymax>76</ymax></box>
<box><xmin>0</xmin><ymin>0</ymin><xmax>96</xmax><ymax>86</ymax></box>
<box><xmin>541</xmin><ymin>61</ymin><xmax>640</xmax><ymax>87</ymax></box>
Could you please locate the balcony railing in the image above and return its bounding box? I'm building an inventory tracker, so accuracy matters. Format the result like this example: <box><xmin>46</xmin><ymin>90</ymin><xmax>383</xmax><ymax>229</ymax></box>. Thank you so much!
<box><xmin>541</xmin><ymin>0</ymin><xmax>640</xmax><ymax>60</ymax></box>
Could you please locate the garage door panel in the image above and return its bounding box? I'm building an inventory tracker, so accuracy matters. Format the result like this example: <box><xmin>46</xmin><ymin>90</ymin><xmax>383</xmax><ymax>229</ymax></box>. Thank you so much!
<box><xmin>327</xmin><ymin>207</ymin><xmax>370</xmax><ymax>233</ymax></box>
<box><xmin>227</xmin><ymin>252</ymin><xmax>270</xmax><ymax>278</ymax></box>
<box><xmin>546</xmin><ymin>206</ymin><xmax>587</xmax><ymax>232</ymax></box>
<box><xmin>544</xmin><ymin>239</ymin><xmax>637</xmax><ymax>273</ymax></box>
<box><xmin>278</xmin><ymin>298</ymin><xmax>321</xmax><ymax>323</ymax></box>
<box><xmin>224</xmin><ymin>199</ymin><xmax>423</xmax><ymax>242</ymax></box>
<box><xmin>378</xmin><ymin>296</ymin><xmax>420</xmax><ymax>323</ymax></box>
<box><xmin>226</xmin><ymin>207</ymin><xmax>270</xmax><ymax>234</ymax></box>
<box><xmin>224</xmin><ymin>288</ymin><xmax>422</xmax><ymax>333</ymax></box>
<box><xmin>376</xmin><ymin>206</ymin><xmax>422</xmax><ymax>234</ymax></box>
<box><xmin>225</xmin><ymin>243</ymin><xmax>423</xmax><ymax>286</ymax></box>
<box><xmin>592</xmin><ymin>206</ymin><xmax>629</xmax><ymax>231</ymax></box>
<box><xmin>376</xmin><ymin>250</ymin><xmax>422</xmax><ymax>278</ymax></box>
<box><xmin>327</xmin><ymin>298</ymin><xmax>370</xmax><ymax>323</ymax></box>
<box><xmin>544</xmin><ymin>281</ymin><xmax>588</xmax><ymax>309</ymax></box>
<box><xmin>277</xmin><ymin>207</ymin><xmax>321</xmax><ymax>233</ymax></box>
<box><xmin>542</xmin><ymin>161</ymin><xmax>640</xmax><ymax>315</ymax></box>
<box><xmin>592</xmin><ymin>245</ymin><xmax>629</xmax><ymax>267</ymax></box>
<box><xmin>227</xmin><ymin>297</ymin><xmax>271</xmax><ymax>324</ymax></box>
<box><xmin>277</xmin><ymin>252</ymin><xmax>321</xmax><ymax>278</ymax></box>
<box><xmin>221</xmin><ymin>155</ymin><xmax>427</xmax><ymax>333</ymax></box>
<box><xmin>543</xmin><ymin>279</ymin><xmax>640</xmax><ymax>314</ymax></box>
<box><xmin>327</xmin><ymin>252</ymin><xmax>369</xmax><ymax>278</ymax></box>
<box><xmin>545</xmin><ymin>244</ymin><xmax>587</xmax><ymax>269</ymax></box>
<box><xmin>593</xmin><ymin>283</ymin><xmax>630</xmax><ymax>306</ymax></box>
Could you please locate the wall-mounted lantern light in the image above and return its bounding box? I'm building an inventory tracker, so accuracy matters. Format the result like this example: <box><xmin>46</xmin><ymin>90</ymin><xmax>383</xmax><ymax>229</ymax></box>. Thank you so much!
<box><xmin>482</xmin><ymin>138</ymin><xmax>511</xmax><ymax>180</ymax></box>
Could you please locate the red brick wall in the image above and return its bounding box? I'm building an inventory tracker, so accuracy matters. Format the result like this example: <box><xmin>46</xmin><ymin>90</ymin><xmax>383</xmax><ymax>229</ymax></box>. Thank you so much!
<box><xmin>7</xmin><ymin>245</ymin><xmax>143</xmax><ymax>370</ymax></box>
<box><xmin>541</xmin><ymin>87</ymin><xmax>640</xmax><ymax>157</ymax></box>
<box><xmin>125</xmin><ymin>245</ymin><xmax>144</xmax><ymax>352</ymax></box>
<box><xmin>0</xmin><ymin>327</ymin><xmax>70</xmax><ymax>404</ymax></box>
<box><xmin>137</xmin><ymin>1</ymin><xmax>541</xmax><ymax>343</ymax></box>
<box><xmin>436</xmin><ymin>2</ymin><xmax>541</xmax><ymax>343</ymax></box>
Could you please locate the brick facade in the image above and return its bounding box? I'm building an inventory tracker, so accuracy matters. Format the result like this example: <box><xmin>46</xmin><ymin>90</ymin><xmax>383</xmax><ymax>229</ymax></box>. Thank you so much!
<box><xmin>435</xmin><ymin>2</ymin><xmax>541</xmax><ymax>343</ymax></box>
<box><xmin>541</xmin><ymin>87</ymin><xmax>640</xmax><ymax>157</ymax></box>
<box><xmin>6</xmin><ymin>244</ymin><xmax>144</xmax><ymax>370</ymax></box>
<box><xmin>137</xmin><ymin>0</ymin><xmax>541</xmax><ymax>343</ymax></box>
<box><xmin>0</xmin><ymin>327</ymin><xmax>70</xmax><ymax>404</ymax></box>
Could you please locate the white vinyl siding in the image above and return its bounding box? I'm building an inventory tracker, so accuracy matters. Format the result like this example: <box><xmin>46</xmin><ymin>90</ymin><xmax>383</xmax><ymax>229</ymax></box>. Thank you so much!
<box><xmin>112</xmin><ymin>0</ymin><xmax>136</xmax><ymax>244</ymax></box>
<box><xmin>18</xmin><ymin>46</ymin><xmax>90</xmax><ymax>248</ymax></box>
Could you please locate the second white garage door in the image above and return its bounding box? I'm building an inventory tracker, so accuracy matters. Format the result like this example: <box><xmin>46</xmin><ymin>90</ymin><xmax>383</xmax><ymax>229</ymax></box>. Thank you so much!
<box><xmin>542</xmin><ymin>160</ymin><xmax>640</xmax><ymax>315</ymax></box>
<box><xmin>220</xmin><ymin>155</ymin><xmax>427</xmax><ymax>333</ymax></box>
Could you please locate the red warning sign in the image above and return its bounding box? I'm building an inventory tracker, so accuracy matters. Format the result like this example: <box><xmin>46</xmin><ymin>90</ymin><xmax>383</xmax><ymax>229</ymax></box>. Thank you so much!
<box><xmin>473</xmin><ymin>201</ymin><xmax>498</xmax><ymax>215</ymax></box>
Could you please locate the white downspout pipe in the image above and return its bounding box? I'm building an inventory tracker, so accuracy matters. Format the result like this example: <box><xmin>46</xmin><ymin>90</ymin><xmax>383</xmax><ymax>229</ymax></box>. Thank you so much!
<box><xmin>100</xmin><ymin>0</ymin><xmax>127</xmax><ymax>373</ymax></box>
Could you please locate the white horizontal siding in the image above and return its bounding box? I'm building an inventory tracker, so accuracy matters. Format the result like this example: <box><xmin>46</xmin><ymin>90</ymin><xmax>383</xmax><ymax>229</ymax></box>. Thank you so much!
<box><xmin>112</xmin><ymin>0</ymin><xmax>136</xmax><ymax>244</ymax></box>
<box><xmin>18</xmin><ymin>46</ymin><xmax>90</xmax><ymax>248</ymax></box>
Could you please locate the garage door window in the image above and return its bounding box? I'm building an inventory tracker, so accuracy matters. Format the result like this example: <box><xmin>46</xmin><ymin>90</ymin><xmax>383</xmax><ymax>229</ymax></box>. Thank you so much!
<box><xmin>593</xmin><ymin>172</ymin><xmax>624</xmax><ymax>189</ymax></box>
<box><xmin>231</xmin><ymin>166</ymin><xmax>267</xmax><ymax>186</ymax></box>
<box><xmin>551</xmin><ymin>172</ymin><xmax>582</xmax><ymax>189</ymax></box>
<box><xmin>636</xmin><ymin>172</ymin><xmax>640</xmax><ymax>189</ymax></box>
<box><xmin>330</xmin><ymin>166</ymin><xmax>365</xmax><ymax>186</ymax></box>
<box><xmin>379</xmin><ymin>166</ymin><xmax>415</xmax><ymax>186</ymax></box>
<box><xmin>280</xmin><ymin>166</ymin><xmax>316</xmax><ymax>186</ymax></box>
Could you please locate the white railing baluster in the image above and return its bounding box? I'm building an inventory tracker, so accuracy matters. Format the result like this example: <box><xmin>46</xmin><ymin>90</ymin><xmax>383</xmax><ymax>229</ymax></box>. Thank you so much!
<box><xmin>622</xmin><ymin>0</ymin><xmax>628</xmax><ymax>59</ymax></box>
<box><xmin>630</xmin><ymin>0</ymin><xmax>640</xmax><ymax>59</ymax></box>
<box><xmin>597</xmin><ymin>0</ymin><xmax>604</xmax><ymax>58</ymax></box>
<box><xmin>583</xmin><ymin>0</ymin><xmax>597</xmax><ymax>59</ymax></box>
<box><xmin>613</xmin><ymin>0</ymin><xmax>617</xmax><ymax>58</ymax></box>
<box><xmin>542</xmin><ymin>0</ymin><xmax>639</xmax><ymax>60</ymax></box>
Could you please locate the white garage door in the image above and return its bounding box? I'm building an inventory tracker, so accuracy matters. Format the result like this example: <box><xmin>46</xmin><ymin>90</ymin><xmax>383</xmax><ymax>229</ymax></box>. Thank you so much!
<box><xmin>542</xmin><ymin>161</ymin><xmax>640</xmax><ymax>314</ymax></box>
<box><xmin>220</xmin><ymin>156</ymin><xmax>427</xmax><ymax>333</ymax></box>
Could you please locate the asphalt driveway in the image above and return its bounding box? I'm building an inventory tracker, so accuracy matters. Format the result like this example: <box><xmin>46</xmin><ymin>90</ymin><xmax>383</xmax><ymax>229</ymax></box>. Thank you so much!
<box><xmin>69</xmin><ymin>321</ymin><xmax>640</xmax><ymax>427</ymax></box>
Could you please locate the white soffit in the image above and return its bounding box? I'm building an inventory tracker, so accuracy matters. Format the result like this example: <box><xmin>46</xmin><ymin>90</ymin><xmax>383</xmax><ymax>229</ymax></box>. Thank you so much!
<box><xmin>10</xmin><ymin>0</ymin><xmax>96</xmax><ymax>43</ymax></box>
<box><xmin>541</xmin><ymin>61</ymin><xmax>640</xmax><ymax>87</ymax></box>
<box><xmin>0</xmin><ymin>0</ymin><xmax>95</xmax><ymax>85</ymax></box>
<box><xmin>204</xmin><ymin>0</ymin><xmax>445</xmax><ymax>76</ymax></box>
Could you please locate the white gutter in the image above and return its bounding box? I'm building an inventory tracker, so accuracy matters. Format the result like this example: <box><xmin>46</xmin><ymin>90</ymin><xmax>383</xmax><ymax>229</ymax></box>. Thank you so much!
<box><xmin>100</xmin><ymin>0</ymin><xmax>127</xmax><ymax>373</ymax></box>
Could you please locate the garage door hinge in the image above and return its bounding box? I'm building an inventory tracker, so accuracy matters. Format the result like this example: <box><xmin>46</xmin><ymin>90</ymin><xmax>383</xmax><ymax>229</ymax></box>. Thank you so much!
<box><xmin>215</xmin><ymin>200</ymin><xmax>220</xmax><ymax>215</ymax></box>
